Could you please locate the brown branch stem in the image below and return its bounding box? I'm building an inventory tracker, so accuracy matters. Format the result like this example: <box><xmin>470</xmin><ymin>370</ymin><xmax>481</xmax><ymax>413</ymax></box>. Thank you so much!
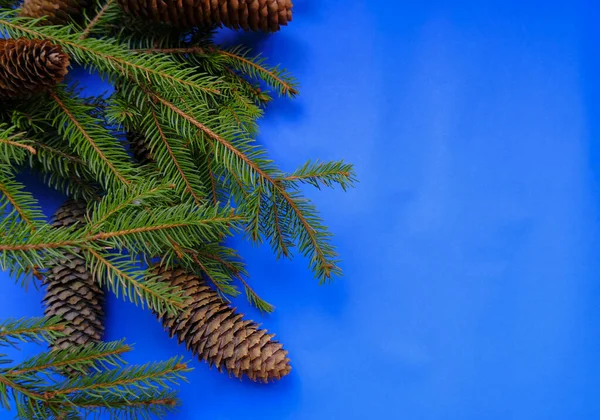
<box><xmin>79</xmin><ymin>0</ymin><xmax>114</xmax><ymax>40</ymax></box>
<box><xmin>0</xmin><ymin>138</ymin><xmax>36</xmax><ymax>155</ymax></box>
<box><xmin>0</xmin><ymin>375</ymin><xmax>46</xmax><ymax>401</ymax></box>
<box><xmin>0</xmin><ymin>216</ymin><xmax>243</xmax><ymax>252</ymax></box>
<box><xmin>45</xmin><ymin>363</ymin><xmax>188</xmax><ymax>397</ymax></box>
<box><xmin>7</xmin><ymin>345</ymin><xmax>131</xmax><ymax>376</ymax></box>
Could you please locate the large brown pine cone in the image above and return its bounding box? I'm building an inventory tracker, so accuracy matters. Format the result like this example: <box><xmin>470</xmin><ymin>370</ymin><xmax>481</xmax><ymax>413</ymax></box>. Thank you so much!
<box><xmin>117</xmin><ymin>0</ymin><xmax>293</xmax><ymax>32</ymax></box>
<box><xmin>0</xmin><ymin>38</ymin><xmax>69</xmax><ymax>100</ymax></box>
<box><xmin>153</xmin><ymin>265</ymin><xmax>291</xmax><ymax>382</ymax></box>
<box><xmin>43</xmin><ymin>200</ymin><xmax>105</xmax><ymax>351</ymax></box>
<box><xmin>20</xmin><ymin>0</ymin><xmax>90</xmax><ymax>25</ymax></box>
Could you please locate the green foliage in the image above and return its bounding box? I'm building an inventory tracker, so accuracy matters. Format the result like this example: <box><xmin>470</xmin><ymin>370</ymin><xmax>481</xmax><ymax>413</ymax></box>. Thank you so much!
<box><xmin>48</xmin><ymin>86</ymin><xmax>135</xmax><ymax>190</ymax></box>
<box><xmin>0</xmin><ymin>124</ymin><xmax>34</xmax><ymax>165</ymax></box>
<box><xmin>0</xmin><ymin>167</ymin><xmax>46</xmax><ymax>231</ymax></box>
<box><xmin>0</xmin><ymin>317</ymin><xmax>188</xmax><ymax>419</ymax></box>
<box><xmin>0</xmin><ymin>2</ymin><xmax>356</xmax><ymax>315</ymax></box>
<box><xmin>0</xmin><ymin>317</ymin><xmax>65</xmax><ymax>346</ymax></box>
<box><xmin>211</xmin><ymin>45</ymin><xmax>299</xmax><ymax>98</ymax></box>
<box><xmin>0</xmin><ymin>186</ymin><xmax>240</xmax><ymax>313</ymax></box>
<box><xmin>0</xmin><ymin>1</ymin><xmax>357</xmax><ymax>414</ymax></box>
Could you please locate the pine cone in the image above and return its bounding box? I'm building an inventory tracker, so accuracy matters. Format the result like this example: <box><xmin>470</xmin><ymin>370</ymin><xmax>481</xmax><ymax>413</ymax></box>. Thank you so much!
<box><xmin>0</xmin><ymin>38</ymin><xmax>69</xmax><ymax>100</ymax></box>
<box><xmin>127</xmin><ymin>132</ymin><xmax>153</xmax><ymax>164</ymax></box>
<box><xmin>117</xmin><ymin>0</ymin><xmax>293</xmax><ymax>32</ymax></box>
<box><xmin>20</xmin><ymin>0</ymin><xmax>90</xmax><ymax>25</ymax></box>
<box><xmin>43</xmin><ymin>200</ymin><xmax>105</xmax><ymax>351</ymax></box>
<box><xmin>153</xmin><ymin>265</ymin><xmax>291</xmax><ymax>382</ymax></box>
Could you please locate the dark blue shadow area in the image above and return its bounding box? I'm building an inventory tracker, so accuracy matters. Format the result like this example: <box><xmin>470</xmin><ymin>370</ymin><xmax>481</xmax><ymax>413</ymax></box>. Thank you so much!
<box><xmin>2</xmin><ymin>0</ymin><xmax>600</xmax><ymax>418</ymax></box>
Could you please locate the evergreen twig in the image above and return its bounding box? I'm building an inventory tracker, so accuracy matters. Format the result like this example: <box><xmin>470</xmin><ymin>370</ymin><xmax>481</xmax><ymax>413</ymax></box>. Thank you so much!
<box><xmin>0</xmin><ymin>317</ymin><xmax>187</xmax><ymax>419</ymax></box>
<box><xmin>0</xmin><ymin>2</ymin><xmax>355</xmax><ymax>406</ymax></box>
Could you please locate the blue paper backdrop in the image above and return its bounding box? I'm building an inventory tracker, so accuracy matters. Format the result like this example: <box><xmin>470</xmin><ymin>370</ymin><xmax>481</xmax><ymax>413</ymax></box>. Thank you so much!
<box><xmin>2</xmin><ymin>0</ymin><xmax>600</xmax><ymax>418</ymax></box>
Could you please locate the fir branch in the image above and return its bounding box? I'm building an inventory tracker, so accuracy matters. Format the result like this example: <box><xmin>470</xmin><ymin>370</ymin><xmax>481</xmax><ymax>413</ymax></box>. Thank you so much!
<box><xmin>85</xmin><ymin>248</ymin><xmax>185</xmax><ymax>314</ymax></box>
<box><xmin>28</xmin><ymin>138</ymin><xmax>99</xmax><ymax>199</ymax></box>
<box><xmin>224</xmin><ymin>67</ymin><xmax>271</xmax><ymax>106</ymax></box>
<box><xmin>0</xmin><ymin>373</ymin><xmax>44</xmax><ymax>401</ymax></box>
<box><xmin>283</xmin><ymin>160</ymin><xmax>357</xmax><ymax>191</ymax></box>
<box><xmin>191</xmin><ymin>245</ymin><xmax>273</xmax><ymax>311</ymax></box>
<box><xmin>215</xmin><ymin>46</ymin><xmax>299</xmax><ymax>97</ymax></box>
<box><xmin>108</xmin><ymin>95</ymin><xmax>209</xmax><ymax>204</ymax></box>
<box><xmin>148</xmin><ymin>91</ymin><xmax>341</xmax><ymax>281</ymax></box>
<box><xmin>0</xmin><ymin>124</ymin><xmax>35</xmax><ymax>164</ymax></box>
<box><xmin>190</xmin><ymin>252</ymin><xmax>236</xmax><ymax>298</ymax></box>
<box><xmin>240</xmin><ymin>275</ymin><xmax>274</xmax><ymax>314</ymax></box>
<box><xmin>0</xmin><ymin>206</ymin><xmax>242</xmax><ymax>253</ymax></box>
<box><xmin>268</xmin><ymin>187</ymin><xmax>341</xmax><ymax>281</ymax></box>
<box><xmin>0</xmin><ymin>202</ymin><xmax>242</xmax><ymax>287</ymax></box>
<box><xmin>0</xmin><ymin>234</ymin><xmax>79</xmax><ymax>252</ymax></box>
<box><xmin>206</xmin><ymin>154</ymin><xmax>219</xmax><ymax>205</ymax></box>
<box><xmin>0</xmin><ymin>223</ymin><xmax>76</xmax><ymax>283</ymax></box>
<box><xmin>194</xmin><ymin>246</ymin><xmax>247</xmax><ymax>278</ymax></box>
<box><xmin>149</xmin><ymin>90</ymin><xmax>269</xmax><ymax>181</ymax></box>
<box><xmin>32</xmin><ymin>142</ymin><xmax>84</xmax><ymax>166</ymax></box>
<box><xmin>203</xmin><ymin>137</ymin><xmax>250</xmax><ymax>203</ymax></box>
<box><xmin>149</xmin><ymin>106</ymin><xmax>205</xmax><ymax>205</ymax></box>
<box><xmin>49</xmin><ymin>89</ymin><xmax>134</xmax><ymax>189</ymax></box>
<box><xmin>88</xmin><ymin>181</ymin><xmax>177</xmax><ymax>229</ymax></box>
<box><xmin>39</xmin><ymin>173</ymin><xmax>99</xmax><ymax>202</ymax></box>
<box><xmin>0</xmin><ymin>14</ymin><xmax>221</xmax><ymax>97</ymax></box>
<box><xmin>20</xmin><ymin>126</ymin><xmax>99</xmax><ymax>201</ymax></box>
<box><xmin>0</xmin><ymin>317</ymin><xmax>65</xmax><ymax>346</ymax></box>
<box><xmin>133</xmin><ymin>45</ymin><xmax>299</xmax><ymax>97</ymax></box>
<box><xmin>46</xmin><ymin>358</ymin><xmax>188</xmax><ymax>398</ymax></box>
<box><xmin>64</xmin><ymin>392</ymin><xmax>179</xmax><ymax>418</ymax></box>
<box><xmin>0</xmin><ymin>168</ymin><xmax>46</xmax><ymax>231</ymax></box>
<box><xmin>0</xmin><ymin>134</ymin><xmax>35</xmax><ymax>157</ymax></box>
<box><xmin>133</xmin><ymin>47</ymin><xmax>207</xmax><ymax>54</ymax></box>
<box><xmin>5</xmin><ymin>340</ymin><xmax>130</xmax><ymax>376</ymax></box>
<box><xmin>0</xmin><ymin>323</ymin><xmax>187</xmax><ymax>419</ymax></box>
<box><xmin>79</xmin><ymin>0</ymin><xmax>115</xmax><ymax>40</ymax></box>
<box><xmin>269</xmin><ymin>191</ymin><xmax>293</xmax><ymax>258</ymax></box>
<box><xmin>246</xmin><ymin>186</ymin><xmax>263</xmax><ymax>242</ymax></box>
<box><xmin>91</xmin><ymin>219</ymin><xmax>226</xmax><ymax>243</ymax></box>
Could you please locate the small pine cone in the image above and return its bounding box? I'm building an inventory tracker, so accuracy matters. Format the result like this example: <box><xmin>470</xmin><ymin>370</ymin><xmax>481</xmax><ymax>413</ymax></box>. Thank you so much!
<box><xmin>127</xmin><ymin>132</ymin><xmax>153</xmax><ymax>164</ymax></box>
<box><xmin>20</xmin><ymin>0</ymin><xmax>90</xmax><ymax>25</ymax></box>
<box><xmin>0</xmin><ymin>38</ymin><xmax>69</xmax><ymax>100</ymax></box>
<box><xmin>153</xmin><ymin>265</ymin><xmax>291</xmax><ymax>382</ymax></box>
<box><xmin>43</xmin><ymin>200</ymin><xmax>105</xmax><ymax>352</ymax></box>
<box><xmin>117</xmin><ymin>0</ymin><xmax>293</xmax><ymax>32</ymax></box>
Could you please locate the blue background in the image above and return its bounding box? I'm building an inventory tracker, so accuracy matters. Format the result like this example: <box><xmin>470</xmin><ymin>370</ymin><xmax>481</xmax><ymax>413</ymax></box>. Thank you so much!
<box><xmin>2</xmin><ymin>0</ymin><xmax>600</xmax><ymax>418</ymax></box>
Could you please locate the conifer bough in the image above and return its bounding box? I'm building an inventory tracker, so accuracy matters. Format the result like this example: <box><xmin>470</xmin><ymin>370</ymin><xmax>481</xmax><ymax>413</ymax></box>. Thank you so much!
<box><xmin>117</xmin><ymin>0</ymin><xmax>293</xmax><ymax>32</ymax></box>
<box><xmin>0</xmin><ymin>0</ymin><xmax>357</xmax><ymax>412</ymax></box>
<box><xmin>0</xmin><ymin>317</ymin><xmax>187</xmax><ymax>419</ymax></box>
<box><xmin>20</xmin><ymin>0</ymin><xmax>90</xmax><ymax>25</ymax></box>
<box><xmin>0</xmin><ymin>37</ymin><xmax>69</xmax><ymax>100</ymax></box>
<box><xmin>154</xmin><ymin>265</ymin><xmax>291</xmax><ymax>382</ymax></box>
<box><xmin>43</xmin><ymin>199</ymin><xmax>105</xmax><ymax>352</ymax></box>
